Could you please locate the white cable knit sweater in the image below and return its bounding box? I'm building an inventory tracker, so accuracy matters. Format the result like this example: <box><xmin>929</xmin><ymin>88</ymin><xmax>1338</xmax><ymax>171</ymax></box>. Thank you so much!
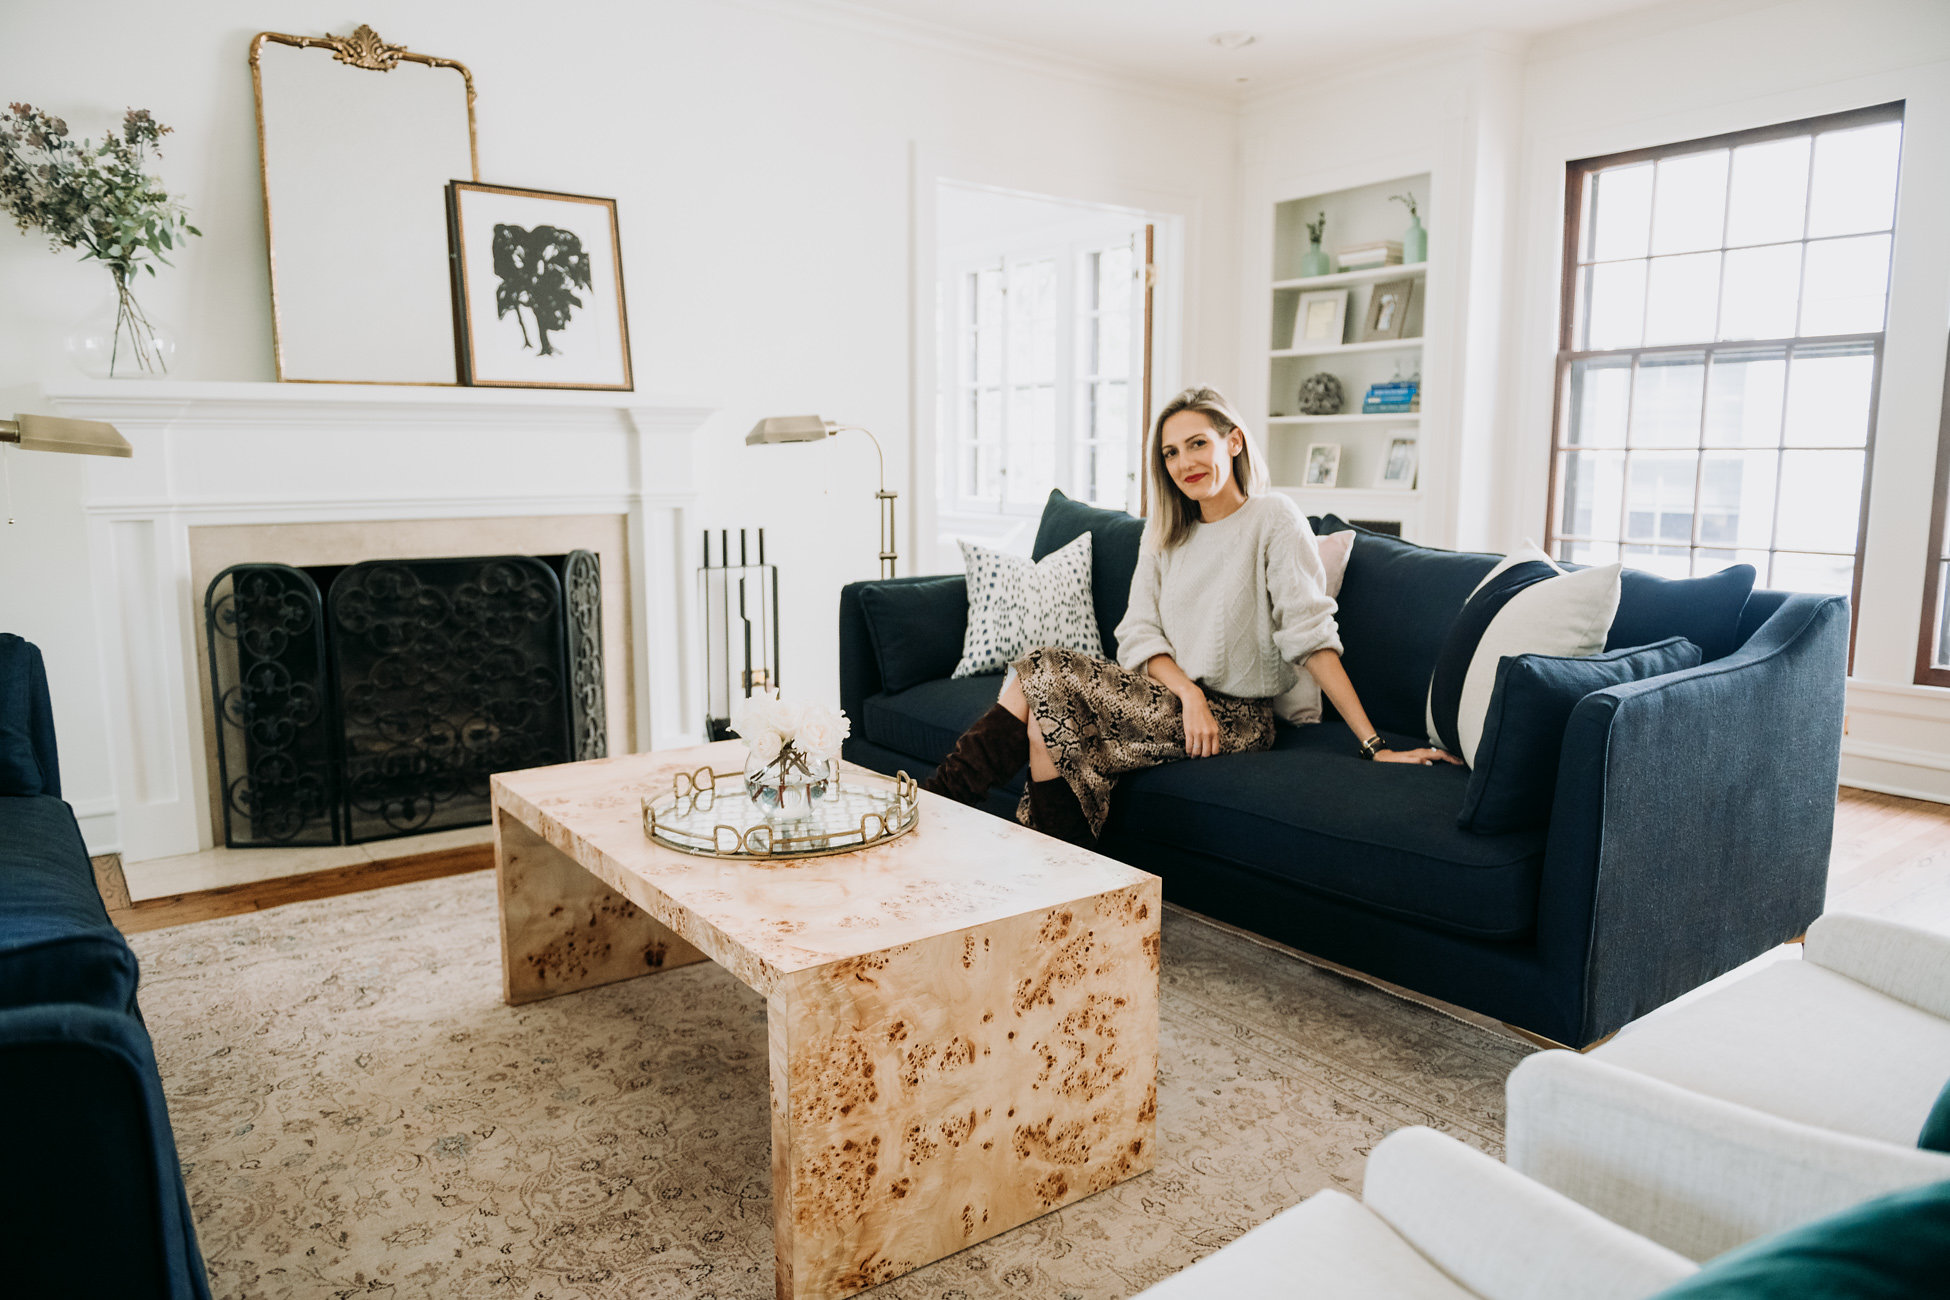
<box><xmin>1113</xmin><ymin>494</ymin><xmax>1343</xmax><ymax>712</ymax></box>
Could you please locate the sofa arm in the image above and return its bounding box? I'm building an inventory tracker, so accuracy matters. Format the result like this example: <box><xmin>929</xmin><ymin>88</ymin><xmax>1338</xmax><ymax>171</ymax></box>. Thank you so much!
<box><xmin>0</xmin><ymin>1003</ymin><xmax>211</xmax><ymax>1298</ymax></box>
<box><xmin>1507</xmin><ymin>1051</ymin><xmax>1950</xmax><ymax>1263</ymax></box>
<box><xmin>1805</xmin><ymin>912</ymin><xmax>1950</xmax><ymax>1021</ymax></box>
<box><xmin>1365</xmin><ymin>1126</ymin><xmax>1697</xmax><ymax>1300</ymax></box>
<box><xmin>1536</xmin><ymin>593</ymin><xmax>1848</xmax><ymax>1045</ymax></box>
<box><xmin>838</xmin><ymin>575</ymin><xmax>968</xmax><ymax>739</ymax></box>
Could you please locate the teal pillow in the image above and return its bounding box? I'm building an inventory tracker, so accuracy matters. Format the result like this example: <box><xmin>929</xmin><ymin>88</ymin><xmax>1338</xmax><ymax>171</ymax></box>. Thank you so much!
<box><xmin>1921</xmin><ymin>1078</ymin><xmax>1950</xmax><ymax>1153</ymax></box>
<box><xmin>1651</xmin><ymin>1180</ymin><xmax>1950</xmax><ymax>1298</ymax></box>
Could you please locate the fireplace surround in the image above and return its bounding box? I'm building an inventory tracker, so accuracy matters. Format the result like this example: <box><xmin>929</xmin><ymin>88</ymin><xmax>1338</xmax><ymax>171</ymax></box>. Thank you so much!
<box><xmin>38</xmin><ymin>379</ymin><xmax>715</xmax><ymax>863</ymax></box>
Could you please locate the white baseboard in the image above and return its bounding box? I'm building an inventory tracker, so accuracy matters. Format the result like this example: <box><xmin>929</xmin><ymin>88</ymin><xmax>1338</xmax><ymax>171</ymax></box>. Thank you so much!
<box><xmin>1839</xmin><ymin>741</ymin><xmax>1950</xmax><ymax>806</ymax></box>
<box><xmin>69</xmin><ymin>797</ymin><xmax>122</xmax><ymax>856</ymax></box>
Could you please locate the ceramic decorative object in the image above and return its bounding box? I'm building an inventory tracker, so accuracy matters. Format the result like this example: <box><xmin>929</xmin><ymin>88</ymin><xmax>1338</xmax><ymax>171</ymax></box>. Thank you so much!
<box><xmin>1298</xmin><ymin>372</ymin><xmax>1345</xmax><ymax>415</ymax></box>
<box><xmin>1301</xmin><ymin>210</ymin><xmax>1330</xmax><ymax>277</ymax></box>
<box><xmin>1393</xmin><ymin>191</ymin><xmax>1427</xmax><ymax>264</ymax></box>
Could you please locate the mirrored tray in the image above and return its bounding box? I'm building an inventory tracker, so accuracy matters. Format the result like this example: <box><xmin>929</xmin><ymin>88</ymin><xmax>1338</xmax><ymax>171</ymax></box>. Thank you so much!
<box><xmin>641</xmin><ymin>765</ymin><xmax>919</xmax><ymax>859</ymax></box>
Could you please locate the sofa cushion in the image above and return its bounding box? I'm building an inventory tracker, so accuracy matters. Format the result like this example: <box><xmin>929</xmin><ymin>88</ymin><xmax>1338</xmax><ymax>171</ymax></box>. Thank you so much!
<box><xmin>0</xmin><ymin>633</ymin><xmax>59</xmax><ymax>797</ymax></box>
<box><xmin>861</xmin><ymin>674</ymin><xmax>1008</xmax><ymax>765</ymax></box>
<box><xmin>1107</xmin><ymin>720</ymin><xmax>1547</xmax><ymax>939</ymax></box>
<box><xmin>1922</xmin><ymin>1078</ymin><xmax>1950</xmax><ymax>1153</ymax></box>
<box><xmin>1609</xmin><ymin>565</ymin><xmax>1757</xmax><ymax>663</ymax></box>
<box><xmin>1318</xmin><ymin>516</ymin><xmax>1500</xmax><ymax>739</ymax></box>
<box><xmin>1425</xmin><ymin>545</ymin><xmax>1622</xmax><ymax>764</ymax></box>
<box><xmin>1648</xmin><ymin>1179</ymin><xmax>1950</xmax><ymax>1299</ymax></box>
<box><xmin>0</xmin><ymin>796</ymin><xmax>140</xmax><ymax>1015</ymax></box>
<box><xmin>857</xmin><ymin>576</ymin><xmax>968</xmax><ymax>694</ymax></box>
<box><xmin>1031</xmin><ymin>489</ymin><xmax>1147</xmax><ymax>660</ymax></box>
<box><xmin>954</xmin><ymin>534</ymin><xmax>1103</xmax><ymax>677</ymax></box>
<box><xmin>1460</xmin><ymin>638</ymin><xmax>1703</xmax><ymax>835</ymax></box>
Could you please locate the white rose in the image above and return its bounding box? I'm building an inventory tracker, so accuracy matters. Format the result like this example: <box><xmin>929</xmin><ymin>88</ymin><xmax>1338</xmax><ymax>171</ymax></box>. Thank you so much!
<box><xmin>730</xmin><ymin>690</ymin><xmax>782</xmax><ymax>740</ymax></box>
<box><xmin>795</xmin><ymin>706</ymin><xmax>851</xmax><ymax>764</ymax></box>
<box><xmin>743</xmin><ymin>726</ymin><xmax>784</xmax><ymax>766</ymax></box>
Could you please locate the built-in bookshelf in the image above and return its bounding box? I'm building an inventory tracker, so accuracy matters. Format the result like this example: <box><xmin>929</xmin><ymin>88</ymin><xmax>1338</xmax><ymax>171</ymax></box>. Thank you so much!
<box><xmin>1264</xmin><ymin>172</ymin><xmax>1431</xmax><ymax>535</ymax></box>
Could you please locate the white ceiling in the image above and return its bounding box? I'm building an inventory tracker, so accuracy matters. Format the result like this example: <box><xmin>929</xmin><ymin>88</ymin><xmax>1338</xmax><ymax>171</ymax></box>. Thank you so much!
<box><xmin>805</xmin><ymin>0</ymin><xmax>1670</xmax><ymax>97</ymax></box>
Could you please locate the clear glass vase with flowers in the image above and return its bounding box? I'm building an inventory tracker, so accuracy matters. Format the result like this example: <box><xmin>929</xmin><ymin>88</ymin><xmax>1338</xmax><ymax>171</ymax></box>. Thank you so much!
<box><xmin>731</xmin><ymin>693</ymin><xmax>850</xmax><ymax>823</ymax></box>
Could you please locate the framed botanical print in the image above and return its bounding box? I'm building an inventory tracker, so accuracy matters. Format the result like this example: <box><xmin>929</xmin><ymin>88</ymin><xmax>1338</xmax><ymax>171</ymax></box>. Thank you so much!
<box><xmin>447</xmin><ymin>181</ymin><xmax>633</xmax><ymax>389</ymax></box>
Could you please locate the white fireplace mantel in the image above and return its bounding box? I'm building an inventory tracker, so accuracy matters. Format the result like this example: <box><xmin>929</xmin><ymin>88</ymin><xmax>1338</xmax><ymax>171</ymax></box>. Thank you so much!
<box><xmin>25</xmin><ymin>379</ymin><xmax>718</xmax><ymax>862</ymax></box>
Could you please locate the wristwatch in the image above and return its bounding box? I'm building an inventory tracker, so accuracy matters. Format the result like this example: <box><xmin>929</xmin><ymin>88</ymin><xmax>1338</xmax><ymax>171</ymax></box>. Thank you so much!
<box><xmin>1356</xmin><ymin>734</ymin><xmax>1385</xmax><ymax>761</ymax></box>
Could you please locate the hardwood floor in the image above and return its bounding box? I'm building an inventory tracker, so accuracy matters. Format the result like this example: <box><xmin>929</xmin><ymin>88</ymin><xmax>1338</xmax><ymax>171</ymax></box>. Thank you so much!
<box><xmin>96</xmin><ymin>786</ymin><xmax>1950</xmax><ymax>938</ymax></box>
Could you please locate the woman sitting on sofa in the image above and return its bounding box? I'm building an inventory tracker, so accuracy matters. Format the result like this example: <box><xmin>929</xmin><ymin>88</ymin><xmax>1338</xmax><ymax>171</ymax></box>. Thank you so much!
<box><xmin>924</xmin><ymin>385</ymin><xmax>1458</xmax><ymax>844</ymax></box>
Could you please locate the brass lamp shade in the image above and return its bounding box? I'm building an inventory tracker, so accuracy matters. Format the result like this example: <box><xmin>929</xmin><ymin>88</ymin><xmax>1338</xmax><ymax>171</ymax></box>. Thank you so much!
<box><xmin>744</xmin><ymin>413</ymin><xmax>897</xmax><ymax>577</ymax></box>
<box><xmin>1</xmin><ymin>413</ymin><xmax>133</xmax><ymax>458</ymax></box>
<box><xmin>745</xmin><ymin>415</ymin><xmax>834</xmax><ymax>444</ymax></box>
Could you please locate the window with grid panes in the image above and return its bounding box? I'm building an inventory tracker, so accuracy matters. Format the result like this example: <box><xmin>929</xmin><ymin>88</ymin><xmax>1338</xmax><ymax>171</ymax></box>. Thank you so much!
<box><xmin>945</xmin><ymin>236</ymin><xmax>1143</xmax><ymax>512</ymax></box>
<box><xmin>1919</xmin><ymin>341</ymin><xmax>1950</xmax><ymax>687</ymax></box>
<box><xmin>1552</xmin><ymin>103</ymin><xmax>1902</xmax><ymax>606</ymax></box>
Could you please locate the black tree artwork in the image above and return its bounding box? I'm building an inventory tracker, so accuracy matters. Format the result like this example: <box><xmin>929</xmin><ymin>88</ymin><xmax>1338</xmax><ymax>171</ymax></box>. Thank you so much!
<box><xmin>491</xmin><ymin>223</ymin><xmax>592</xmax><ymax>356</ymax></box>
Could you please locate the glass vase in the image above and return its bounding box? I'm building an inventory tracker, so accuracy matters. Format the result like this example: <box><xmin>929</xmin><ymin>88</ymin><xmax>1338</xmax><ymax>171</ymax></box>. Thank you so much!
<box><xmin>743</xmin><ymin>740</ymin><xmax>836</xmax><ymax>823</ymax></box>
<box><xmin>66</xmin><ymin>270</ymin><xmax>176</xmax><ymax>378</ymax></box>
<box><xmin>1300</xmin><ymin>238</ymin><xmax>1331</xmax><ymax>278</ymax></box>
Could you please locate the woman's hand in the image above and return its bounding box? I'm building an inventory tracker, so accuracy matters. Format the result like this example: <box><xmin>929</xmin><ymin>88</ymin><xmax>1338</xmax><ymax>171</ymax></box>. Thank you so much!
<box><xmin>1179</xmin><ymin>690</ymin><xmax>1222</xmax><ymax>758</ymax></box>
<box><xmin>1375</xmin><ymin>746</ymin><xmax>1463</xmax><ymax>767</ymax></box>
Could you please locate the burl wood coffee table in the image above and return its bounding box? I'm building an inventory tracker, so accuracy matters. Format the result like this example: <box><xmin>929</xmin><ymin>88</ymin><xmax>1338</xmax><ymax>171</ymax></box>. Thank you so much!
<box><xmin>490</xmin><ymin>742</ymin><xmax>1161</xmax><ymax>1300</ymax></box>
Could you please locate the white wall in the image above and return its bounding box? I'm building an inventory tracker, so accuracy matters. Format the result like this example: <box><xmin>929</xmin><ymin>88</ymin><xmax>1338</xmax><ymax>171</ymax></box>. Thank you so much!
<box><xmin>0</xmin><ymin>0</ymin><xmax>1238</xmax><ymax>850</ymax></box>
<box><xmin>1239</xmin><ymin>0</ymin><xmax>1950</xmax><ymax>801</ymax></box>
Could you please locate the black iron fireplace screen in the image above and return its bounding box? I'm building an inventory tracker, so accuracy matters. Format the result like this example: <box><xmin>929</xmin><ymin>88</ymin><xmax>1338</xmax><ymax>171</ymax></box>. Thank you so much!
<box><xmin>204</xmin><ymin>552</ymin><xmax>606</xmax><ymax>848</ymax></box>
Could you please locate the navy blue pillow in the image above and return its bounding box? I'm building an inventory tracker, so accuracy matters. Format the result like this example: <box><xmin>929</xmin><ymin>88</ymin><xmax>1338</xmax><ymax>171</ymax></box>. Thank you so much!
<box><xmin>0</xmin><ymin>633</ymin><xmax>57</xmax><ymax>797</ymax></box>
<box><xmin>857</xmin><ymin>578</ymin><xmax>969</xmax><ymax>695</ymax></box>
<box><xmin>1921</xmin><ymin>1078</ymin><xmax>1950</xmax><ymax>1153</ymax></box>
<box><xmin>1459</xmin><ymin>637</ymin><xmax>1702</xmax><ymax>834</ymax></box>
<box><xmin>1318</xmin><ymin>515</ymin><xmax>1501</xmax><ymax>739</ymax></box>
<box><xmin>1031</xmin><ymin>490</ymin><xmax>1146</xmax><ymax>661</ymax></box>
<box><xmin>1609</xmin><ymin>565</ymin><xmax>1757</xmax><ymax>662</ymax></box>
<box><xmin>1651</xmin><ymin>1179</ymin><xmax>1950</xmax><ymax>1298</ymax></box>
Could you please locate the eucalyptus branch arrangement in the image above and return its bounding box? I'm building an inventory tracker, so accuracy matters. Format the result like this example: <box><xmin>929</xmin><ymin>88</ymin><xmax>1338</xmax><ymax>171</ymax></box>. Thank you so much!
<box><xmin>0</xmin><ymin>103</ymin><xmax>200</xmax><ymax>374</ymax></box>
<box><xmin>1305</xmin><ymin>211</ymin><xmax>1326</xmax><ymax>244</ymax></box>
<box><xmin>1390</xmin><ymin>190</ymin><xmax>1420</xmax><ymax>221</ymax></box>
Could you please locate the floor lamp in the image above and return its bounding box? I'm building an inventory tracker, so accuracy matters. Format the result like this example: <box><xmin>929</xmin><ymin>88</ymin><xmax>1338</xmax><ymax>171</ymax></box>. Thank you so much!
<box><xmin>1</xmin><ymin>410</ymin><xmax>132</xmax><ymax>524</ymax></box>
<box><xmin>745</xmin><ymin>415</ymin><xmax>897</xmax><ymax>578</ymax></box>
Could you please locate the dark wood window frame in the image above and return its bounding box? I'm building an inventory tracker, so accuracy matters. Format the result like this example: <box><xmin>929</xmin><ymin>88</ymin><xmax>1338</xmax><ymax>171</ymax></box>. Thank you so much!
<box><xmin>1917</xmin><ymin>336</ymin><xmax>1950</xmax><ymax>687</ymax></box>
<box><xmin>1550</xmin><ymin>101</ymin><xmax>1905</xmax><ymax>664</ymax></box>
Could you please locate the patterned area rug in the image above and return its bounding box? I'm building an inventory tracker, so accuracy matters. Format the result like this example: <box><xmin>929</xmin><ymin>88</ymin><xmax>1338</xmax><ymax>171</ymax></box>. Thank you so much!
<box><xmin>131</xmin><ymin>872</ymin><xmax>1532</xmax><ymax>1299</ymax></box>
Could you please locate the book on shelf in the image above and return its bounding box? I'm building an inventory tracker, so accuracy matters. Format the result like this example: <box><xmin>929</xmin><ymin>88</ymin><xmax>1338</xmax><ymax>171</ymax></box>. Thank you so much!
<box><xmin>1362</xmin><ymin>381</ymin><xmax>1421</xmax><ymax>415</ymax></box>
<box><xmin>1363</xmin><ymin>401</ymin><xmax>1422</xmax><ymax>414</ymax></box>
<box><xmin>1336</xmin><ymin>240</ymin><xmax>1403</xmax><ymax>270</ymax></box>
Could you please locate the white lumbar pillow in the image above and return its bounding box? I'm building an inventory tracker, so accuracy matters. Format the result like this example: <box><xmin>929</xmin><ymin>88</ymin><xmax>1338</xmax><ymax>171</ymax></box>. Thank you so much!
<box><xmin>1272</xmin><ymin>529</ymin><xmax>1356</xmax><ymax>724</ymax></box>
<box><xmin>1424</xmin><ymin>543</ymin><xmax>1622</xmax><ymax>766</ymax></box>
<box><xmin>952</xmin><ymin>533</ymin><xmax>1104</xmax><ymax>678</ymax></box>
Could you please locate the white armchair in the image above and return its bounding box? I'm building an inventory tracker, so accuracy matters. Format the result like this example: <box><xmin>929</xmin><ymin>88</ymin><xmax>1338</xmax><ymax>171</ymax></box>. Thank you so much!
<box><xmin>1135</xmin><ymin>1126</ymin><xmax>1696</xmax><ymax>1299</ymax></box>
<box><xmin>1506</xmin><ymin>912</ymin><xmax>1950</xmax><ymax>1261</ymax></box>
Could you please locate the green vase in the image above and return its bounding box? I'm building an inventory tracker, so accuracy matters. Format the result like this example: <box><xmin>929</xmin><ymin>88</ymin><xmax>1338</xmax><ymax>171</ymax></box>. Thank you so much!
<box><xmin>1300</xmin><ymin>239</ymin><xmax>1331</xmax><ymax>278</ymax></box>
<box><xmin>1404</xmin><ymin>215</ymin><xmax>1427</xmax><ymax>265</ymax></box>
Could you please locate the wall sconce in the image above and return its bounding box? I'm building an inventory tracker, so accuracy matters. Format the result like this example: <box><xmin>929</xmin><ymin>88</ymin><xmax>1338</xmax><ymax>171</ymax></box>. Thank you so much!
<box><xmin>1</xmin><ymin>411</ymin><xmax>132</xmax><ymax>525</ymax></box>
<box><xmin>745</xmin><ymin>415</ymin><xmax>897</xmax><ymax>579</ymax></box>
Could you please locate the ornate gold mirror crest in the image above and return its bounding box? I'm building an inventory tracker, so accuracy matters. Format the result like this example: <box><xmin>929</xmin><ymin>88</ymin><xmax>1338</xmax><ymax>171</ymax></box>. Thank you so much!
<box><xmin>250</xmin><ymin>25</ymin><xmax>480</xmax><ymax>384</ymax></box>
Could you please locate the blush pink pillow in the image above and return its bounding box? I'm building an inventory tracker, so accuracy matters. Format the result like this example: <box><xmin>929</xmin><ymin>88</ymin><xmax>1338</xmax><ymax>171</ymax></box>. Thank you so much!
<box><xmin>1317</xmin><ymin>528</ymin><xmax>1355</xmax><ymax>598</ymax></box>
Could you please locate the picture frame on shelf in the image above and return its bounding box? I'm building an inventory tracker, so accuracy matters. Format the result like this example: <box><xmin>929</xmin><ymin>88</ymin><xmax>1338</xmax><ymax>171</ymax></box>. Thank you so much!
<box><xmin>1362</xmin><ymin>278</ymin><xmax>1416</xmax><ymax>342</ymax></box>
<box><xmin>1293</xmin><ymin>288</ymin><xmax>1349</xmax><ymax>347</ymax></box>
<box><xmin>1378</xmin><ymin>434</ymin><xmax>1419</xmax><ymax>489</ymax></box>
<box><xmin>447</xmin><ymin>181</ymin><xmax>634</xmax><ymax>390</ymax></box>
<box><xmin>1304</xmin><ymin>443</ymin><xmax>1341</xmax><ymax>488</ymax></box>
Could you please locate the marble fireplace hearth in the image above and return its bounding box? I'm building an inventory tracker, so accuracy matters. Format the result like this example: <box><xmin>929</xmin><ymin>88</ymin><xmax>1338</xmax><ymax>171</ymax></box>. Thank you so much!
<box><xmin>35</xmin><ymin>379</ymin><xmax>716</xmax><ymax>888</ymax></box>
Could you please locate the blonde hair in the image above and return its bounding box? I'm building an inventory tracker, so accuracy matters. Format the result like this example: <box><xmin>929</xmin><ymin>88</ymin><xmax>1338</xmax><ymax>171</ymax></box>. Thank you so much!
<box><xmin>1145</xmin><ymin>386</ymin><xmax>1268</xmax><ymax>550</ymax></box>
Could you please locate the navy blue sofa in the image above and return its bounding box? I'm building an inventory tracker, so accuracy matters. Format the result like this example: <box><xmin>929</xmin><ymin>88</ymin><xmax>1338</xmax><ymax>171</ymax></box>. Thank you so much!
<box><xmin>0</xmin><ymin>634</ymin><xmax>210</xmax><ymax>1298</ymax></box>
<box><xmin>839</xmin><ymin>494</ymin><xmax>1849</xmax><ymax>1048</ymax></box>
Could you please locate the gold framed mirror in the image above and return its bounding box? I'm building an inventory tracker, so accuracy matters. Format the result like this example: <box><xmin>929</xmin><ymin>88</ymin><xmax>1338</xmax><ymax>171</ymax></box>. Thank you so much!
<box><xmin>251</xmin><ymin>26</ymin><xmax>478</xmax><ymax>384</ymax></box>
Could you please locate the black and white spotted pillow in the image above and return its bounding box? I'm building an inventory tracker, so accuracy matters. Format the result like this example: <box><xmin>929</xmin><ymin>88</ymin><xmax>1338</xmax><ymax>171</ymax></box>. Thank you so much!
<box><xmin>952</xmin><ymin>534</ymin><xmax>1104</xmax><ymax>678</ymax></box>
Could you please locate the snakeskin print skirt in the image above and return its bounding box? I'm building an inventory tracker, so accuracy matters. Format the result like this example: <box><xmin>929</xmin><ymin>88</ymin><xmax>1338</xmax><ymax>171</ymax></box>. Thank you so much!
<box><xmin>1011</xmin><ymin>645</ymin><xmax>1277</xmax><ymax>837</ymax></box>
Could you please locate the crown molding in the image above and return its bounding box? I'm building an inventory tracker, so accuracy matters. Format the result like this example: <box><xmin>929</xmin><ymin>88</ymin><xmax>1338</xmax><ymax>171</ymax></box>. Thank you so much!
<box><xmin>718</xmin><ymin>0</ymin><xmax>1241</xmax><ymax>114</ymax></box>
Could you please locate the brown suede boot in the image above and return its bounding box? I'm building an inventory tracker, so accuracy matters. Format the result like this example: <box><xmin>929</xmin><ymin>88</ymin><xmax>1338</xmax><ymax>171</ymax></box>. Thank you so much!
<box><xmin>1026</xmin><ymin>775</ymin><xmax>1096</xmax><ymax>847</ymax></box>
<box><xmin>922</xmin><ymin>703</ymin><xmax>1029</xmax><ymax>806</ymax></box>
